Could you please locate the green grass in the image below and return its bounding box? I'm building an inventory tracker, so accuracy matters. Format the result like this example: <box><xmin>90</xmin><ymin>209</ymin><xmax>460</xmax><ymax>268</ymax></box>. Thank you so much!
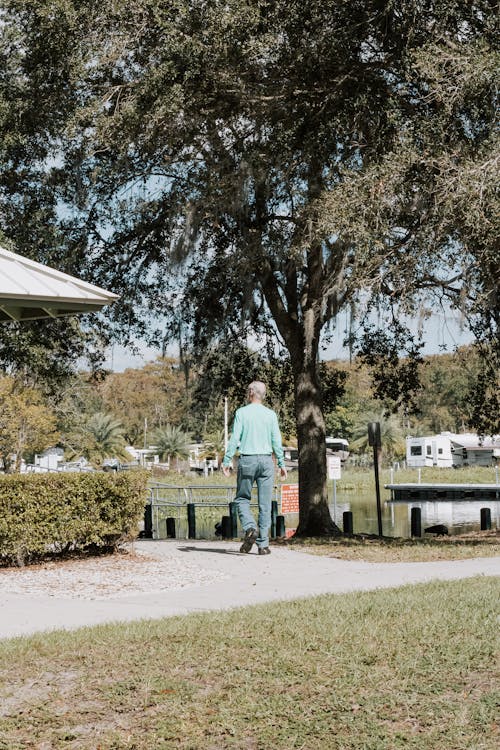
<box><xmin>289</xmin><ymin>531</ymin><xmax>500</xmax><ymax>562</ymax></box>
<box><xmin>149</xmin><ymin>465</ymin><xmax>498</xmax><ymax>490</ymax></box>
<box><xmin>338</xmin><ymin>465</ymin><xmax>499</xmax><ymax>492</ymax></box>
<box><xmin>1</xmin><ymin>578</ymin><xmax>499</xmax><ymax>749</ymax></box>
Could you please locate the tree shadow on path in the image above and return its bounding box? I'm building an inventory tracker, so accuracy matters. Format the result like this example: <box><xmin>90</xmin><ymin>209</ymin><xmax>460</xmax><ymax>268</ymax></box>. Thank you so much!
<box><xmin>176</xmin><ymin>545</ymin><xmax>244</xmax><ymax>556</ymax></box>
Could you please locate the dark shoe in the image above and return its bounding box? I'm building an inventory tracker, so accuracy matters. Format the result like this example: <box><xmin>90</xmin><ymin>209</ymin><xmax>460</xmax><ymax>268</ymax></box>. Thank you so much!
<box><xmin>240</xmin><ymin>528</ymin><xmax>258</xmax><ymax>553</ymax></box>
<box><xmin>258</xmin><ymin>547</ymin><xmax>271</xmax><ymax>556</ymax></box>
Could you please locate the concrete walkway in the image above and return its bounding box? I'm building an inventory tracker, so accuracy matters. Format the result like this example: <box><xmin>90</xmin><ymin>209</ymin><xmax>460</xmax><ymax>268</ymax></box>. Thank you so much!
<box><xmin>1</xmin><ymin>540</ymin><xmax>499</xmax><ymax>640</ymax></box>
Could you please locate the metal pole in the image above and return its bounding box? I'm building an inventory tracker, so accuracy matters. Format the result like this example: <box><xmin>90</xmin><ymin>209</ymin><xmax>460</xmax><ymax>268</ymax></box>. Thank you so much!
<box><xmin>368</xmin><ymin>422</ymin><xmax>383</xmax><ymax>537</ymax></box>
<box><xmin>224</xmin><ymin>396</ymin><xmax>229</xmax><ymax>452</ymax></box>
<box><xmin>373</xmin><ymin>444</ymin><xmax>383</xmax><ymax>537</ymax></box>
<box><xmin>333</xmin><ymin>478</ymin><xmax>337</xmax><ymax>523</ymax></box>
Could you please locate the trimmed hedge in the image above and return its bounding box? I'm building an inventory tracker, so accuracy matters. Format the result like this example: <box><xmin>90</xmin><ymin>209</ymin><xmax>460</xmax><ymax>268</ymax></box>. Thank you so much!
<box><xmin>0</xmin><ymin>470</ymin><xmax>148</xmax><ymax>566</ymax></box>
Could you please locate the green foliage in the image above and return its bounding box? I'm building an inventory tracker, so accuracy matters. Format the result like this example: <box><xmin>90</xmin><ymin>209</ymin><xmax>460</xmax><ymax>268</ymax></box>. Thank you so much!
<box><xmin>0</xmin><ymin>0</ymin><xmax>497</xmax><ymax>526</ymax></box>
<box><xmin>324</xmin><ymin>405</ymin><xmax>354</xmax><ymax>441</ymax></box>
<box><xmin>0</xmin><ymin>375</ymin><xmax>59</xmax><ymax>471</ymax></box>
<box><xmin>98</xmin><ymin>358</ymin><xmax>187</xmax><ymax>444</ymax></box>
<box><xmin>154</xmin><ymin>424</ymin><xmax>191</xmax><ymax>464</ymax></box>
<box><xmin>354</xmin><ymin>321</ymin><xmax>425</xmax><ymax>415</ymax></box>
<box><xmin>351</xmin><ymin>410</ymin><xmax>406</xmax><ymax>461</ymax></box>
<box><xmin>202</xmin><ymin>430</ymin><xmax>225</xmax><ymax>461</ymax></box>
<box><xmin>67</xmin><ymin>412</ymin><xmax>129</xmax><ymax>465</ymax></box>
<box><xmin>0</xmin><ymin>470</ymin><xmax>148</xmax><ymax>566</ymax></box>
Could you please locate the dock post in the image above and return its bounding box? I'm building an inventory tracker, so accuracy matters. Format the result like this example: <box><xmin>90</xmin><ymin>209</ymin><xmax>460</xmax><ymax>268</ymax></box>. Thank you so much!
<box><xmin>271</xmin><ymin>500</ymin><xmax>278</xmax><ymax>539</ymax></box>
<box><xmin>480</xmin><ymin>508</ymin><xmax>491</xmax><ymax>531</ymax></box>
<box><xmin>187</xmin><ymin>503</ymin><xmax>196</xmax><ymax>539</ymax></box>
<box><xmin>166</xmin><ymin>517</ymin><xmax>176</xmax><ymax>539</ymax></box>
<box><xmin>411</xmin><ymin>507</ymin><xmax>422</xmax><ymax>537</ymax></box>
<box><xmin>276</xmin><ymin>515</ymin><xmax>286</xmax><ymax>538</ymax></box>
<box><xmin>221</xmin><ymin>515</ymin><xmax>232</xmax><ymax>539</ymax></box>
<box><xmin>144</xmin><ymin>504</ymin><xmax>153</xmax><ymax>539</ymax></box>
<box><xmin>343</xmin><ymin>511</ymin><xmax>354</xmax><ymax>535</ymax></box>
<box><xmin>229</xmin><ymin>501</ymin><xmax>238</xmax><ymax>537</ymax></box>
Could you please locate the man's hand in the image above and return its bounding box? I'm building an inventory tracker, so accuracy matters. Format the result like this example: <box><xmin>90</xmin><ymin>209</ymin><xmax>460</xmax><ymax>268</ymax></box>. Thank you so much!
<box><xmin>222</xmin><ymin>465</ymin><xmax>232</xmax><ymax>477</ymax></box>
<box><xmin>279</xmin><ymin>466</ymin><xmax>288</xmax><ymax>480</ymax></box>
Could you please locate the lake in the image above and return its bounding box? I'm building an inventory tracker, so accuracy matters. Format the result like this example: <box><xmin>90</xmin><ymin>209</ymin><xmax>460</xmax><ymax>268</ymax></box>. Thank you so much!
<box><xmin>149</xmin><ymin>481</ymin><xmax>499</xmax><ymax>539</ymax></box>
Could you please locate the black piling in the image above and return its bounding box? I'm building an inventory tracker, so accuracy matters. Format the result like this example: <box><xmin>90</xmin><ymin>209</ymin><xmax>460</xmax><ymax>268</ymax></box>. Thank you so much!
<box><xmin>480</xmin><ymin>507</ymin><xmax>492</xmax><ymax>531</ymax></box>
<box><xmin>271</xmin><ymin>500</ymin><xmax>278</xmax><ymax>539</ymax></box>
<box><xmin>343</xmin><ymin>511</ymin><xmax>353</xmax><ymax>535</ymax></box>
<box><xmin>144</xmin><ymin>504</ymin><xmax>153</xmax><ymax>539</ymax></box>
<box><xmin>411</xmin><ymin>507</ymin><xmax>422</xmax><ymax>537</ymax></box>
<box><xmin>187</xmin><ymin>503</ymin><xmax>196</xmax><ymax>539</ymax></box>
<box><xmin>221</xmin><ymin>515</ymin><xmax>232</xmax><ymax>539</ymax></box>
<box><xmin>276</xmin><ymin>515</ymin><xmax>286</xmax><ymax>538</ymax></box>
<box><xmin>229</xmin><ymin>501</ymin><xmax>238</xmax><ymax>538</ymax></box>
<box><xmin>166</xmin><ymin>517</ymin><xmax>176</xmax><ymax>539</ymax></box>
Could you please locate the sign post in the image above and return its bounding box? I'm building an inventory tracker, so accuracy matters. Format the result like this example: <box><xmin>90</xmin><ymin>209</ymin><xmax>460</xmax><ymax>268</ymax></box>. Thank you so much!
<box><xmin>280</xmin><ymin>484</ymin><xmax>299</xmax><ymax>538</ymax></box>
<box><xmin>368</xmin><ymin>422</ymin><xmax>383</xmax><ymax>537</ymax></box>
<box><xmin>327</xmin><ymin>455</ymin><xmax>341</xmax><ymax>522</ymax></box>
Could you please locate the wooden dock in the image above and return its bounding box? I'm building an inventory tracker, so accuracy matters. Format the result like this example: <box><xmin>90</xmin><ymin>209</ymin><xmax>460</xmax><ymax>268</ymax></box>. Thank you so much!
<box><xmin>385</xmin><ymin>483</ymin><xmax>500</xmax><ymax>502</ymax></box>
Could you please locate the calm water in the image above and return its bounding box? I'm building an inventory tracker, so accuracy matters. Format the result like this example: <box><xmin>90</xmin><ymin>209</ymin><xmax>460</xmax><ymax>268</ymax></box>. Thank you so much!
<box><xmin>151</xmin><ymin>483</ymin><xmax>499</xmax><ymax>539</ymax></box>
<box><xmin>328</xmin><ymin>487</ymin><xmax>500</xmax><ymax>537</ymax></box>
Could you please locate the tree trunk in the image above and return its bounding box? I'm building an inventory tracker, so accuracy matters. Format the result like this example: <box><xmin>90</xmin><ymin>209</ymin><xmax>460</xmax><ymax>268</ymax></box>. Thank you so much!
<box><xmin>293</xmin><ymin>360</ymin><xmax>341</xmax><ymax>537</ymax></box>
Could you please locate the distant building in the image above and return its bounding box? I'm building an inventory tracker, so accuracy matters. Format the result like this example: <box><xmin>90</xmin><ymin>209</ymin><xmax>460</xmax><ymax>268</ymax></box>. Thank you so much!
<box><xmin>406</xmin><ymin>433</ymin><xmax>500</xmax><ymax>468</ymax></box>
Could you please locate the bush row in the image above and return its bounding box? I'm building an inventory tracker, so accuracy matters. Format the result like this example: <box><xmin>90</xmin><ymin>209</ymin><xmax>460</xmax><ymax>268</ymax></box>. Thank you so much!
<box><xmin>0</xmin><ymin>470</ymin><xmax>148</xmax><ymax>566</ymax></box>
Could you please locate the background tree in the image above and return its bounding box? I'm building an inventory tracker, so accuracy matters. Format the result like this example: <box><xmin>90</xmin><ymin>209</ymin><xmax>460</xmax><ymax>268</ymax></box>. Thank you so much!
<box><xmin>351</xmin><ymin>411</ymin><xmax>406</xmax><ymax>464</ymax></box>
<box><xmin>99</xmin><ymin>358</ymin><xmax>186</xmax><ymax>444</ymax></box>
<box><xmin>154</xmin><ymin>425</ymin><xmax>191</xmax><ymax>470</ymax></box>
<box><xmin>0</xmin><ymin>376</ymin><xmax>59</xmax><ymax>471</ymax></box>
<box><xmin>0</xmin><ymin>1</ymin><xmax>497</xmax><ymax>534</ymax></box>
<box><xmin>202</xmin><ymin>430</ymin><xmax>225</xmax><ymax>466</ymax></box>
<box><xmin>67</xmin><ymin>412</ymin><xmax>129</xmax><ymax>466</ymax></box>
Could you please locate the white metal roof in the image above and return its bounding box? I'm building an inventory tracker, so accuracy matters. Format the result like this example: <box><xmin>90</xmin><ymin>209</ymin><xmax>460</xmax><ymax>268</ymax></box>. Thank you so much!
<box><xmin>0</xmin><ymin>245</ymin><xmax>119</xmax><ymax>322</ymax></box>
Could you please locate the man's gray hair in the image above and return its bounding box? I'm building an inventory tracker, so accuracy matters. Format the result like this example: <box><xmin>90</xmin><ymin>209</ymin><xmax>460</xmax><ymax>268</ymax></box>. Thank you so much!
<box><xmin>247</xmin><ymin>381</ymin><xmax>266</xmax><ymax>400</ymax></box>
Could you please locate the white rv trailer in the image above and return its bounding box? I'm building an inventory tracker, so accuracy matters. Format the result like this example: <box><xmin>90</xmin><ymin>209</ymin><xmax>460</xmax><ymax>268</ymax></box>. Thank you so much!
<box><xmin>325</xmin><ymin>437</ymin><xmax>350</xmax><ymax>463</ymax></box>
<box><xmin>406</xmin><ymin>432</ymin><xmax>500</xmax><ymax>468</ymax></box>
<box><xmin>406</xmin><ymin>434</ymin><xmax>454</xmax><ymax>468</ymax></box>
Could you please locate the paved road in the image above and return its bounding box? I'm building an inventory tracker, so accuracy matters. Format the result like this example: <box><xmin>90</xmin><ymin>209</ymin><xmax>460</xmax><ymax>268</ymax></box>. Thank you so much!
<box><xmin>1</xmin><ymin>541</ymin><xmax>499</xmax><ymax>640</ymax></box>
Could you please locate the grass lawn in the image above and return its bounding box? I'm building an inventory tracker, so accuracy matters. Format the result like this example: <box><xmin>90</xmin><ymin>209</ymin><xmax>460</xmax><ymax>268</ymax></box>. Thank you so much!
<box><xmin>0</xmin><ymin>577</ymin><xmax>498</xmax><ymax>749</ymax></box>
<box><xmin>149</xmin><ymin>465</ymin><xmax>499</xmax><ymax>490</ymax></box>
<box><xmin>288</xmin><ymin>531</ymin><xmax>500</xmax><ymax>562</ymax></box>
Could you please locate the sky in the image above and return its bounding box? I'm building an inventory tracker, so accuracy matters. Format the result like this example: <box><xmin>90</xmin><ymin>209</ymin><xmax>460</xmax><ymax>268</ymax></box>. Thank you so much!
<box><xmin>103</xmin><ymin>307</ymin><xmax>473</xmax><ymax>372</ymax></box>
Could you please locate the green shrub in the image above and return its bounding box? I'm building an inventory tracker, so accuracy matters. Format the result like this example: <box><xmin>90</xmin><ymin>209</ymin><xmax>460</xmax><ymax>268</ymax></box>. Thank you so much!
<box><xmin>0</xmin><ymin>470</ymin><xmax>148</xmax><ymax>566</ymax></box>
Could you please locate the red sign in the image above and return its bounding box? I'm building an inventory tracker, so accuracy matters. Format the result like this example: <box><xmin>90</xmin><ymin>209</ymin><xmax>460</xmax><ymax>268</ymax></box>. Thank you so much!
<box><xmin>285</xmin><ymin>528</ymin><xmax>296</xmax><ymax>539</ymax></box>
<box><xmin>281</xmin><ymin>484</ymin><xmax>299</xmax><ymax>514</ymax></box>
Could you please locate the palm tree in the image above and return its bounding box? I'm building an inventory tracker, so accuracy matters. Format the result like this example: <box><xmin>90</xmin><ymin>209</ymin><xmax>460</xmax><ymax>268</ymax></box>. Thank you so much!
<box><xmin>76</xmin><ymin>412</ymin><xmax>129</xmax><ymax>465</ymax></box>
<box><xmin>202</xmin><ymin>430</ymin><xmax>226</xmax><ymax>466</ymax></box>
<box><xmin>351</xmin><ymin>411</ymin><xmax>406</xmax><ymax>462</ymax></box>
<box><xmin>154</xmin><ymin>424</ymin><xmax>191</xmax><ymax>470</ymax></box>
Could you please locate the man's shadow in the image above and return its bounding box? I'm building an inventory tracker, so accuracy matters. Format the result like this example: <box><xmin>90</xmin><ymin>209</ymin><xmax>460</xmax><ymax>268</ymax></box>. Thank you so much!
<box><xmin>177</xmin><ymin>545</ymin><xmax>243</xmax><ymax>556</ymax></box>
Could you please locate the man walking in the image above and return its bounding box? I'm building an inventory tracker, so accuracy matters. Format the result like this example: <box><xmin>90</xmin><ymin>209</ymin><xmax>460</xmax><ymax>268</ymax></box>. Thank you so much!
<box><xmin>222</xmin><ymin>381</ymin><xmax>287</xmax><ymax>555</ymax></box>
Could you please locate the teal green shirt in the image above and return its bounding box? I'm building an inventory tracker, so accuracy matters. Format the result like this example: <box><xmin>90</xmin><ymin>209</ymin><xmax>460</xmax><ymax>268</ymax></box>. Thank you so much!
<box><xmin>223</xmin><ymin>403</ymin><xmax>285</xmax><ymax>468</ymax></box>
